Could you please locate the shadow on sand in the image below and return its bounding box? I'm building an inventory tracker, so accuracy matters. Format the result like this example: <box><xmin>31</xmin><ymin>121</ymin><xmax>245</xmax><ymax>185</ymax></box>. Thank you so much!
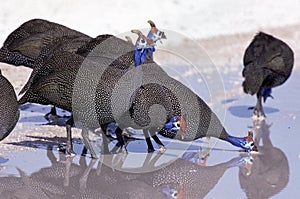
<box><xmin>228</xmin><ymin>105</ymin><xmax>279</xmax><ymax>118</ymax></box>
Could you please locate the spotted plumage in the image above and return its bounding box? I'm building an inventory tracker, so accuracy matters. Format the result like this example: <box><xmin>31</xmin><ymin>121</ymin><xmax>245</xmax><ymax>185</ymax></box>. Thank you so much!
<box><xmin>0</xmin><ymin>72</ymin><xmax>20</xmax><ymax>140</ymax></box>
<box><xmin>0</xmin><ymin>18</ymin><xmax>91</xmax><ymax>68</ymax></box>
<box><xmin>9</xmin><ymin>19</ymin><xmax>255</xmax><ymax>158</ymax></box>
<box><xmin>0</xmin><ymin>18</ymin><xmax>93</xmax><ymax>121</ymax></box>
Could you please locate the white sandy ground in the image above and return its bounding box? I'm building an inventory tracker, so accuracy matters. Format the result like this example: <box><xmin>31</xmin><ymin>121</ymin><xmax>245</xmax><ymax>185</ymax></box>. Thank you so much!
<box><xmin>0</xmin><ymin>1</ymin><xmax>300</xmax><ymax>198</ymax></box>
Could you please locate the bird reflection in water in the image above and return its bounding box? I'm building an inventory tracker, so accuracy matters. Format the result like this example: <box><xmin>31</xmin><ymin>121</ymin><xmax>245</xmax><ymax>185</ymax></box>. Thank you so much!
<box><xmin>181</xmin><ymin>145</ymin><xmax>210</xmax><ymax>167</ymax></box>
<box><xmin>0</xmin><ymin>143</ymin><xmax>256</xmax><ymax>199</ymax></box>
<box><xmin>239</xmin><ymin>119</ymin><xmax>289</xmax><ymax>199</ymax></box>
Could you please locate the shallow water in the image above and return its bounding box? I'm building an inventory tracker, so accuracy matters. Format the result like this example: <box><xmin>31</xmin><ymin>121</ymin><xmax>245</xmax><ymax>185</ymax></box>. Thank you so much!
<box><xmin>0</xmin><ymin>73</ymin><xmax>299</xmax><ymax>199</ymax></box>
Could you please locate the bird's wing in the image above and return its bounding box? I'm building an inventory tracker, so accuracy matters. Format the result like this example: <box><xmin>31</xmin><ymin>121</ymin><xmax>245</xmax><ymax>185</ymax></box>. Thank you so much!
<box><xmin>32</xmin><ymin>72</ymin><xmax>72</xmax><ymax>110</ymax></box>
<box><xmin>242</xmin><ymin>63</ymin><xmax>264</xmax><ymax>95</ymax></box>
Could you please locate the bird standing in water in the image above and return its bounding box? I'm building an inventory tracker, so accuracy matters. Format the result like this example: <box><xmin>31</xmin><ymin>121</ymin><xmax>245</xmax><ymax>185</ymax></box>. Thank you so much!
<box><xmin>242</xmin><ymin>32</ymin><xmax>294</xmax><ymax>118</ymax></box>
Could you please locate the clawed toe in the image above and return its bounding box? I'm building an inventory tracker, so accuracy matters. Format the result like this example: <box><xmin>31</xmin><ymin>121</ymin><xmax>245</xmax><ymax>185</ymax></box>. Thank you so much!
<box><xmin>253</xmin><ymin>109</ymin><xmax>266</xmax><ymax>119</ymax></box>
<box><xmin>90</xmin><ymin>154</ymin><xmax>99</xmax><ymax>159</ymax></box>
<box><xmin>58</xmin><ymin>144</ymin><xmax>76</xmax><ymax>157</ymax></box>
<box><xmin>158</xmin><ymin>145</ymin><xmax>166</xmax><ymax>153</ymax></box>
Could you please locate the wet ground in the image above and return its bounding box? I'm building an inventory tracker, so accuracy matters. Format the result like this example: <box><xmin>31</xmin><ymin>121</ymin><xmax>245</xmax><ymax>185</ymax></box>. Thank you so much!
<box><xmin>0</xmin><ymin>67</ymin><xmax>299</xmax><ymax>199</ymax></box>
<box><xmin>1</xmin><ymin>23</ymin><xmax>300</xmax><ymax>198</ymax></box>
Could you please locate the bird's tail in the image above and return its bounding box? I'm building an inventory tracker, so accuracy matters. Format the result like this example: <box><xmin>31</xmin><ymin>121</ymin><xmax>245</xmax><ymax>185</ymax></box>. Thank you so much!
<box><xmin>0</xmin><ymin>46</ymin><xmax>34</xmax><ymax>67</ymax></box>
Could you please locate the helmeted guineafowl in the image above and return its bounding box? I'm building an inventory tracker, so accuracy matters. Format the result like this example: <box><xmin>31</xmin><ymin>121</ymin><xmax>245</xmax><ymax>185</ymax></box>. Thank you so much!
<box><xmin>19</xmin><ymin>33</ymin><xmax>256</xmax><ymax>158</ymax></box>
<box><xmin>0</xmin><ymin>19</ymin><xmax>92</xmax><ymax>120</ymax></box>
<box><xmin>0</xmin><ymin>71</ymin><xmax>20</xmax><ymax>140</ymax></box>
<box><xmin>91</xmin><ymin>48</ymin><xmax>255</xmax><ymax>151</ymax></box>
<box><xmin>18</xmin><ymin>36</ymin><xmax>131</xmax><ymax>158</ymax></box>
<box><xmin>0</xmin><ymin>18</ymin><xmax>91</xmax><ymax>68</ymax></box>
<box><xmin>242</xmin><ymin>32</ymin><xmax>294</xmax><ymax>117</ymax></box>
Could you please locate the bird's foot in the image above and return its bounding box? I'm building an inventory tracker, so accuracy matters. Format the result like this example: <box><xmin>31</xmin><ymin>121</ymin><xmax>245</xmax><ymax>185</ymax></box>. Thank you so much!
<box><xmin>251</xmin><ymin>104</ymin><xmax>266</xmax><ymax>120</ymax></box>
<box><xmin>115</xmin><ymin>144</ymin><xmax>128</xmax><ymax>154</ymax></box>
<box><xmin>252</xmin><ymin>110</ymin><xmax>266</xmax><ymax>120</ymax></box>
<box><xmin>66</xmin><ymin>147</ymin><xmax>76</xmax><ymax>157</ymax></box>
<box><xmin>148</xmin><ymin>148</ymin><xmax>155</xmax><ymax>153</ymax></box>
<box><xmin>120</xmin><ymin>145</ymin><xmax>128</xmax><ymax>154</ymax></box>
<box><xmin>158</xmin><ymin>145</ymin><xmax>167</xmax><ymax>153</ymax></box>
<box><xmin>44</xmin><ymin>107</ymin><xmax>70</xmax><ymax>124</ymax></box>
<box><xmin>58</xmin><ymin>144</ymin><xmax>76</xmax><ymax>157</ymax></box>
<box><xmin>252</xmin><ymin>114</ymin><xmax>265</xmax><ymax>121</ymax></box>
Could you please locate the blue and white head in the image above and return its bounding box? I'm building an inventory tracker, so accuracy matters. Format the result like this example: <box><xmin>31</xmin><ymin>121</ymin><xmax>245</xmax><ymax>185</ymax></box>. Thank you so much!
<box><xmin>147</xmin><ymin>20</ymin><xmax>167</xmax><ymax>43</ymax></box>
<box><xmin>132</xmin><ymin>29</ymin><xmax>156</xmax><ymax>66</ymax></box>
<box><xmin>131</xmin><ymin>29</ymin><xmax>155</xmax><ymax>51</ymax></box>
<box><xmin>225</xmin><ymin>130</ymin><xmax>257</xmax><ymax>152</ymax></box>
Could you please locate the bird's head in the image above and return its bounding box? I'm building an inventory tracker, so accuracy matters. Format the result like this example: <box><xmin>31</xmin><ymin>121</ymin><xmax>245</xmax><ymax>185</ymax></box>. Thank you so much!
<box><xmin>225</xmin><ymin>130</ymin><xmax>257</xmax><ymax>152</ymax></box>
<box><xmin>163</xmin><ymin>115</ymin><xmax>188</xmax><ymax>140</ymax></box>
<box><xmin>147</xmin><ymin>20</ymin><xmax>167</xmax><ymax>43</ymax></box>
<box><xmin>131</xmin><ymin>29</ymin><xmax>155</xmax><ymax>50</ymax></box>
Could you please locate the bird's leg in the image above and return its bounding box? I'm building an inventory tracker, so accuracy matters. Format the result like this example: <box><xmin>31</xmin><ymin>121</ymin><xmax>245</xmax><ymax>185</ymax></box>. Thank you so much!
<box><xmin>44</xmin><ymin>106</ymin><xmax>69</xmax><ymax>121</ymax></box>
<box><xmin>101</xmin><ymin>131</ymin><xmax>110</xmax><ymax>154</ymax></box>
<box><xmin>44</xmin><ymin>106</ymin><xmax>58</xmax><ymax>123</ymax></box>
<box><xmin>115</xmin><ymin>127</ymin><xmax>126</xmax><ymax>152</ymax></box>
<box><xmin>44</xmin><ymin>106</ymin><xmax>57</xmax><ymax>118</ymax></box>
<box><xmin>66</xmin><ymin>116</ymin><xmax>75</xmax><ymax>156</ymax></box>
<box><xmin>100</xmin><ymin>124</ymin><xmax>110</xmax><ymax>154</ymax></box>
<box><xmin>143</xmin><ymin>129</ymin><xmax>155</xmax><ymax>153</ymax></box>
<box><xmin>63</xmin><ymin>155</ymin><xmax>74</xmax><ymax>187</ymax></box>
<box><xmin>253</xmin><ymin>92</ymin><xmax>266</xmax><ymax>118</ymax></box>
<box><xmin>79</xmin><ymin>158</ymin><xmax>97</xmax><ymax>191</ymax></box>
<box><xmin>149</xmin><ymin>127</ymin><xmax>166</xmax><ymax>152</ymax></box>
<box><xmin>81</xmin><ymin>128</ymin><xmax>98</xmax><ymax>159</ymax></box>
<box><xmin>80</xmin><ymin>146</ymin><xmax>88</xmax><ymax>156</ymax></box>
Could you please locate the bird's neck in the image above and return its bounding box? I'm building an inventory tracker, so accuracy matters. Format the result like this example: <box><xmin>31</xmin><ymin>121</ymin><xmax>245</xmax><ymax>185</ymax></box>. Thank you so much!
<box><xmin>224</xmin><ymin>135</ymin><xmax>245</xmax><ymax>148</ymax></box>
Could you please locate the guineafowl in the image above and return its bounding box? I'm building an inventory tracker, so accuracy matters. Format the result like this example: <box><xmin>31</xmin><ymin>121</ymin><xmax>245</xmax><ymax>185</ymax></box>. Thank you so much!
<box><xmin>0</xmin><ymin>71</ymin><xmax>20</xmax><ymax>140</ymax></box>
<box><xmin>0</xmin><ymin>18</ymin><xmax>91</xmax><ymax>68</ymax></box>
<box><xmin>19</xmin><ymin>33</ymin><xmax>256</xmax><ymax>158</ymax></box>
<box><xmin>18</xmin><ymin>34</ymin><xmax>162</xmax><ymax>157</ymax></box>
<box><xmin>75</xmin><ymin>36</ymin><xmax>256</xmax><ymax>153</ymax></box>
<box><xmin>7</xmin><ymin>21</ymin><xmax>163</xmax><ymax>157</ymax></box>
<box><xmin>18</xmin><ymin>35</ymin><xmax>134</xmax><ymax>157</ymax></box>
<box><xmin>14</xmin><ymin>19</ymin><xmax>256</xmax><ymax>157</ymax></box>
<box><xmin>242</xmin><ymin>32</ymin><xmax>294</xmax><ymax>117</ymax></box>
<box><xmin>0</xmin><ymin>19</ymin><xmax>93</xmax><ymax>120</ymax></box>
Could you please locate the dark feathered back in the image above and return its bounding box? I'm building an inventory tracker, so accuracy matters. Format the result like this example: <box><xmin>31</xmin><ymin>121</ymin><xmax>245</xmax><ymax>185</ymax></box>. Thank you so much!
<box><xmin>0</xmin><ymin>18</ymin><xmax>91</xmax><ymax>68</ymax></box>
<box><xmin>242</xmin><ymin>32</ymin><xmax>294</xmax><ymax>95</ymax></box>
<box><xmin>0</xmin><ymin>74</ymin><xmax>19</xmax><ymax>140</ymax></box>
